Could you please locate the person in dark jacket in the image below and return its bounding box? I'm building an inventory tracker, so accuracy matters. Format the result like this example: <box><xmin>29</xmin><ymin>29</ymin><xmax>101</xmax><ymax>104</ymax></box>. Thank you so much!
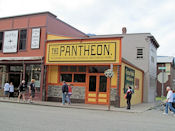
<box><xmin>28</xmin><ymin>79</ymin><xmax>36</xmax><ymax>103</ymax></box>
<box><xmin>61</xmin><ymin>81</ymin><xmax>68</xmax><ymax>105</ymax></box>
<box><xmin>126</xmin><ymin>86</ymin><xmax>132</xmax><ymax>110</ymax></box>
<box><xmin>18</xmin><ymin>80</ymin><xmax>26</xmax><ymax>102</ymax></box>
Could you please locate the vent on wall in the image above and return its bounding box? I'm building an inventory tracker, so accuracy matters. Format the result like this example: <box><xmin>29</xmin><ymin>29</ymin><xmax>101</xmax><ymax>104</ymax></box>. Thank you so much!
<box><xmin>137</xmin><ymin>48</ymin><xmax>143</xmax><ymax>59</ymax></box>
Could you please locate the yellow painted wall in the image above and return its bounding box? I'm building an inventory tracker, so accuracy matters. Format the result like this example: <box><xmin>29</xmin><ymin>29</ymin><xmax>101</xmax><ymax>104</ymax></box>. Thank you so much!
<box><xmin>47</xmin><ymin>34</ymin><xmax>73</xmax><ymax>40</ymax></box>
<box><xmin>120</xmin><ymin>62</ymin><xmax>143</xmax><ymax>107</ymax></box>
<box><xmin>48</xmin><ymin>66</ymin><xmax>58</xmax><ymax>84</ymax></box>
<box><xmin>111</xmin><ymin>65</ymin><xmax>117</xmax><ymax>86</ymax></box>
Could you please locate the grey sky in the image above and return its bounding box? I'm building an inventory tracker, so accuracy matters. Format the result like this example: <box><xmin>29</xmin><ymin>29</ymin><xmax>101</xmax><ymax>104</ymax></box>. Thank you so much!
<box><xmin>0</xmin><ymin>0</ymin><xmax>174</xmax><ymax>56</ymax></box>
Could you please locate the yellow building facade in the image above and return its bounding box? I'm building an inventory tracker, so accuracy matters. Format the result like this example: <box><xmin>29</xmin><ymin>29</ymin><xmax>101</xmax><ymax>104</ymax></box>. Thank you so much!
<box><xmin>45</xmin><ymin>36</ymin><xmax>144</xmax><ymax>107</ymax></box>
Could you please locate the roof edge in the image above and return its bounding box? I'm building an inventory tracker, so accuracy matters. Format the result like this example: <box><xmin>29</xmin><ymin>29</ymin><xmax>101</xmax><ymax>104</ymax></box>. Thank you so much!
<box><xmin>0</xmin><ymin>11</ymin><xmax>56</xmax><ymax>20</ymax></box>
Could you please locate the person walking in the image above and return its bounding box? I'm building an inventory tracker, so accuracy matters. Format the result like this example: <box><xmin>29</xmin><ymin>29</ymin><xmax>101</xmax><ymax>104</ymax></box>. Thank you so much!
<box><xmin>163</xmin><ymin>86</ymin><xmax>175</xmax><ymax>115</ymax></box>
<box><xmin>18</xmin><ymin>80</ymin><xmax>26</xmax><ymax>102</ymax></box>
<box><xmin>9</xmin><ymin>82</ymin><xmax>14</xmax><ymax>98</ymax></box>
<box><xmin>67</xmin><ymin>84</ymin><xmax>72</xmax><ymax>104</ymax></box>
<box><xmin>126</xmin><ymin>86</ymin><xmax>132</xmax><ymax>110</ymax></box>
<box><xmin>61</xmin><ymin>81</ymin><xmax>68</xmax><ymax>105</ymax></box>
<box><xmin>28</xmin><ymin>79</ymin><xmax>36</xmax><ymax>103</ymax></box>
<box><xmin>4</xmin><ymin>81</ymin><xmax>9</xmax><ymax>97</ymax></box>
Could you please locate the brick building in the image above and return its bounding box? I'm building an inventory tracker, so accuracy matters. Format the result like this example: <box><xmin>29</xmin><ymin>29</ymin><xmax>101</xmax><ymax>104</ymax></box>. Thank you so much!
<box><xmin>0</xmin><ymin>12</ymin><xmax>87</xmax><ymax>100</ymax></box>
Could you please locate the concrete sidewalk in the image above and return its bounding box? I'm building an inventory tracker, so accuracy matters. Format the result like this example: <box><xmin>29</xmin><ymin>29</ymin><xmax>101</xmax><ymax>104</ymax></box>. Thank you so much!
<box><xmin>0</xmin><ymin>97</ymin><xmax>155</xmax><ymax>113</ymax></box>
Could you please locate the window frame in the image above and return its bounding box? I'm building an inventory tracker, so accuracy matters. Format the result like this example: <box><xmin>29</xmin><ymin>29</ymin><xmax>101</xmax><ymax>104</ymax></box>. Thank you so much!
<box><xmin>18</xmin><ymin>29</ymin><xmax>27</xmax><ymax>51</ymax></box>
<box><xmin>60</xmin><ymin>66</ymin><xmax>86</xmax><ymax>85</ymax></box>
<box><xmin>0</xmin><ymin>32</ymin><xmax>4</xmax><ymax>51</ymax></box>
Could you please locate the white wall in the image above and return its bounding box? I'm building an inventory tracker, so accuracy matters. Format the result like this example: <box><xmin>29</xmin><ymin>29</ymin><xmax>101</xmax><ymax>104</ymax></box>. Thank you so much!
<box><xmin>122</xmin><ymin>34</ymin><xmax>158</xmax><ymax>102</ymax></box>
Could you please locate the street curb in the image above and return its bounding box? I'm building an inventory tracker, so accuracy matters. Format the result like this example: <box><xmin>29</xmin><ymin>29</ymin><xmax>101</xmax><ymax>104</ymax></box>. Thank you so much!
<box><xmin>0</xmin><ymin>100</ymin><xmax>151</xmax><ymax>113</ymax></box>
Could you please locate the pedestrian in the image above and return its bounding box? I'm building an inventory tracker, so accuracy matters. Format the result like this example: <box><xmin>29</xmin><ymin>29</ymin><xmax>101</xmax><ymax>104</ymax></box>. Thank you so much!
<box><xmin>61</xmin><ymin>81</ymin><xmax>68</xmax><ymax>105</ymax></box>
<box><xmin>9</xmin><ymin>82</ymin><xmax>14</xmax><ymax>98</ymax></box>
<box><xmin>126</xmin><ymin>86</ymin><xmax>132</xmax><ymax>110</ymax></box>
<box><xmin>18</xmin><ymin>80</ymin><xmax>26</xmax><ymax>102</ymax></box>
<box><xmin>163</xmin><ymin>86</ymin><xmax>175</xmax><ymax>115</ymax></box>
<box><xmin>28</xmin><ymin>79</ymin><xmax>36</xmax><ymax>103</ymax></box>
<box><xmin>67</xmin><ymin>83</ymin><xmax>72</xmax><ymax>104</ymax></box>
<box><xmin>4</xmin><ymin>81</ymin><xmax>9</xmax><ymax>97</ymax></box>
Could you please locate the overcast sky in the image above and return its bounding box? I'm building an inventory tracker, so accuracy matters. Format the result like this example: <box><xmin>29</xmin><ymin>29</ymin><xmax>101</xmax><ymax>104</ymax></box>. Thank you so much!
<box><xmin>0</xmin><ymin>0</ymin><xmax>174</xmax><ymax>56</ymax></box>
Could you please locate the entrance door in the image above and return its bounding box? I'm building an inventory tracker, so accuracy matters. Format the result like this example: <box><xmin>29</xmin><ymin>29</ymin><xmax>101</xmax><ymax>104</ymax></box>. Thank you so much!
<box><xmin>9</xmin><ymin>74</ymin><xmax>21</xmax><ymax>96</ymax></box>
<box><xmin>86</xmin><ymin>74</ymin><xmax>109</xmax><ymax>104</ymax></box>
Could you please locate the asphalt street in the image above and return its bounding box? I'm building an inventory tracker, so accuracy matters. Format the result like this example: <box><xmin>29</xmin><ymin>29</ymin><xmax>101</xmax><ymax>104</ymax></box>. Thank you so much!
<box><xmin>0</xmin><ymin>102</ymin><xmax>174</xmax><ymax>131</ymax></box>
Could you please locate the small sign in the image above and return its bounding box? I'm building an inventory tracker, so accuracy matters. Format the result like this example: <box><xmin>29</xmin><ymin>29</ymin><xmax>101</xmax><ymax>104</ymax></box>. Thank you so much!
<box><xmin>104</xmin><ymin>69</ymin><xmax>114</xmax><ymax>78</ymax></box>
<box><xmin>3</xmin><ymin>30</ymin><xmax>18</xmax><ymax>53</ymax></box>
<box><xmin>31</xmin><ymin>28</ymin><xmax>40</xmax><ymax>49</ymax></box>
<box><xmin>158</xmin><ymin>72</ymin><xmax>168</xmax><ymax>83</ymax></box>
<box><xmin>158</xmin><ymin>67</ymin><xmax>166</xmax><ymax>70</ymax></box>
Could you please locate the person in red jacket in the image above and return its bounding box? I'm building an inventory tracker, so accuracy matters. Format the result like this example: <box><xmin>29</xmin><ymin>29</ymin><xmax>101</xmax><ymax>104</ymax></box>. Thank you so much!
<box><xmin>67</xmin><ymin>83</ymin><xmax>72</xmax><ymax>104</ymax></box>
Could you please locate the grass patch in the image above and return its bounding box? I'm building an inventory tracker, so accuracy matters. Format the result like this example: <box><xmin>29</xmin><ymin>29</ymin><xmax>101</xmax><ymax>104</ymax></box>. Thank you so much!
<box><xmin>156</xmin><ymin>97</ymin><xmax>166</xmax><ymax>101</ymax></box>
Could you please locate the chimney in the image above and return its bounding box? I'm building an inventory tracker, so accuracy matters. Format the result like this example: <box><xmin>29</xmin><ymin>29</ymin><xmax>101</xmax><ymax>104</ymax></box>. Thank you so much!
<box><xmin>122</xmin><ymin>27</ymin><xmax>127</xmax><ymax>34</ymax></box>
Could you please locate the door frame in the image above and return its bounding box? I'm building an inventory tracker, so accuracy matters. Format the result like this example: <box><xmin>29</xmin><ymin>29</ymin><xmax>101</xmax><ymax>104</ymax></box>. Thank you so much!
<box><xmin>85</xmin><ymin>73</ymin><xmax>110</xmax><ymax>105</ymax></box>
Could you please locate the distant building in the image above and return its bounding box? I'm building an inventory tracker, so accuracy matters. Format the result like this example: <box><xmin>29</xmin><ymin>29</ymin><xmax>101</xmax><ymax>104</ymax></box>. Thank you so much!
<box><xmin>157</xmin><ymin>56</ymin><xmax>175</xmax><ymax>97</ymax></box>
<box><xmin>90</xmin><ymin>28</ymin><xmax>159</xmax><ymax>103</ymax></box>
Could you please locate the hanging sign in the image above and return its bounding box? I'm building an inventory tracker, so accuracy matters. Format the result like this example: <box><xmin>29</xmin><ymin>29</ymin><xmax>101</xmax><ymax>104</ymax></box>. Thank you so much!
<box><xmin>3</xmin><ymin>30</ymin><xmax>18</xmax><ymax>53</ymax></box>
<box><xmin>31</xmin><ymin>28</ymin><xmax>40</xmax><ymax>49</ymax></box>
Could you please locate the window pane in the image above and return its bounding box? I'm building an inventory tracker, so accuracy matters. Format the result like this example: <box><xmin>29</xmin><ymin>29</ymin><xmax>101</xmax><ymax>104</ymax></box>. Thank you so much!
<box><xmin>70</xmin><ymin>66</ymin><xmax>77</xmax><ymax>72</ymax></box>
<box><xmin>78</xmin><ymin>66</ymin><xmax>86</xmax><ymax>72</ymax></box>
<box><xmin>25</xmin><ymin>64</ymin><xmax>41</xmax><ymax>90</ymax></box>
<box><xmin>61</xmin><ymin>74</ymin><xmax>72</xmax><ymax>82</ymax></box>
<box><xmin>19</xmin><ymin>30</ymin><xmax>27</xmax><ymax>50</ymax></box>
<box><xmin>19</xmin><ymin>40</ymin><xmax>26</xmax><ymax>50</ymax></box>
<box><xmin>74</xmin><ymin>74</ymin><xmax>86</xmax><ymax>82</ymax></box>
<box><xmin>89</xmin><ymin>66</ymin><xmax>109</xmax><ymax>73</ymax></box>
<box><xmin>60</xmin><ymin>66</ymin><xmax>68</xmax><ymax>72</ymax></box>
<box><xmin>99</xmin><ymin>76</ymin><xmax>107</xmax><ymax>92</ymax></box>
<box><xmin>0</xmin><ymin>32</ymin><xmax>3</xmax><ymax>50</ymax></box>
<box><xmin>89</xmin><ymin>76</ymin><xmax>96</xmax><ymax>91</ymax></box>
<box><xmin>0</xmin><ymin>42</ymin><xmax>2</xmax><ymax>50</ymax></box>
<box><xmin>0</xmin><ymin>32</ymin><xmax>3</xmax><ymax>40</ymax></box>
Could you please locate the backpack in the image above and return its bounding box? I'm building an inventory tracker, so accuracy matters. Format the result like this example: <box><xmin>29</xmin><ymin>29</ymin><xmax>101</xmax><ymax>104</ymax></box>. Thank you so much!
<box><xmin>131</xmin><ymin>88</ymin><xmax>134</xmax><ymax>94</ymax></box>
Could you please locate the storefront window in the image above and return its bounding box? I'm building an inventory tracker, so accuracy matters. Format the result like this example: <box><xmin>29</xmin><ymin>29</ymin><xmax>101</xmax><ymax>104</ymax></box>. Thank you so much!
<box><xmin>60</xmin><ymin>74</ymin><xmax>72</xmax><ymax>82</ymax></box>
<box><xmin>74</xmin><ymin>74</ymin><xmax>86</xmax><ymax>82</ymax></box>
<box><xmin>0</xmin><ymin>65</ymin><xmax>8</xmax><ymax>89</ymax></box>
<box><xmin>89</xmin><ymin>66</ymin><xmax>109</xmax><ymax>73</ymax></box>
<box><xmin>60</xmin><ymin>66</ymin><xmax>86</xmax><ymax>83</ymax></box>
<box><xmin>78</xmin><ymin>66</ymin><xmax>86</xmax><ymax>72</ymax></box>
<box><xmin>70</xmin><ymin>66</ymin><xmax>77</xmax><ymax>72</ymax></box>
<box><xmin>60</xmin><ymin>66</ymin><xmax>68</xmax><ymax>72</ymax></box>
<box><xmin>10</xmin><ymin>66</ymin><xmax>23</xmax><ymax>72</ymax></box>
<box><xmin>26</xmin><ymin>64</ymin><xmax>41</xmax><ymax>90</ymax></box>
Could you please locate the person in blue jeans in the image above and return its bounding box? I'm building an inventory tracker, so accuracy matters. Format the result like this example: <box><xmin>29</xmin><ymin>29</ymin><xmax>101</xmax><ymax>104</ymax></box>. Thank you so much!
<box><xmin>61</xmin><ymin>81</ymin><xmax>68</xmax><ymax>105</ymax></box>
<box><xmin>163</xmin><ymin>86</ymin><xmax>175</xmax><ymax>116</ymax></box>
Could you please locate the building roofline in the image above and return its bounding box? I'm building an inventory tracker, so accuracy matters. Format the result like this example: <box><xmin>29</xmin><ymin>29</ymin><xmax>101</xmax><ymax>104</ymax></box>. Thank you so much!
<box><xmin>122</xmin><ymin>58</ymin><xmax>144</xmax><ymax>73</ymax></box>
<box><xmin>0</xmin><ymin>11</ymin><xmax>87</xmax><ymax>37</ymax></box>
<box><xmin>90</xmin><ymin>33</ymin><xmax>159</xmax><ymax>48</ymax></box>
<box><xmin>89</xmin><ymin>33</ymin><xmax>152</xmax><ymax>38</ymax></box>
<box><xmin>54</xmin><ymin>17</ymin><xmax>88</xmax><ymax>37</ymax></box>
<box><xmin>46</xmin><ymin>36</ymin><xmax>123</xmax><ymax>42</ymax></box>
<box><xmin>0</xmin><ymin>11</ymin><xmax>56</xmax><ymax>20</ymax></box>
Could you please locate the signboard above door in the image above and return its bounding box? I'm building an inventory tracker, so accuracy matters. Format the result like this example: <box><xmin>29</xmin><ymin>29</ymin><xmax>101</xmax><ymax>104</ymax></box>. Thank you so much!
<box><xmin>46</xmin><ymin>39</ymin><xmax>121</xmax><ymax>64</ymax></box>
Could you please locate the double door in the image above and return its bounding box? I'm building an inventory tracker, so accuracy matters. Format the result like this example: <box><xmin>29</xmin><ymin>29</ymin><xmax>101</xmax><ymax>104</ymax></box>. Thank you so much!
<box><xmin>86</xmin><ymin>74</ymin><xmax>109</xmax><ymax>104</ymax></box>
